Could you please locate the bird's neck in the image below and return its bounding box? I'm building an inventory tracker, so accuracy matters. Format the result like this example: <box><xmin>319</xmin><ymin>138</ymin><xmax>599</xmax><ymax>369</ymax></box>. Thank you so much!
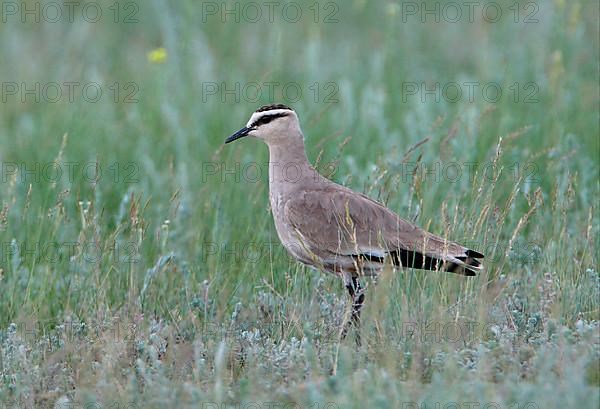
<box><xmin>267</xmin><ymin>139</ymin><xmax>321</xmax><ymax>189</ymax></box>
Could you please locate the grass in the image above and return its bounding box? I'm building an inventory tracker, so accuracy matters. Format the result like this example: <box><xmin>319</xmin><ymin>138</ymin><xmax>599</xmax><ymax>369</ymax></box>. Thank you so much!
<box><xmin>0</xmin><ymin>0</ymin><xmax>598</xmax><ymax>408</ymax></box>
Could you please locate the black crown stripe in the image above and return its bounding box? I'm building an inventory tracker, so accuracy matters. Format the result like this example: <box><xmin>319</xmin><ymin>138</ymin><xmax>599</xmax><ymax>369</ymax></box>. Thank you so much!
<box><xmin>255</xmin><ymin>104</ymin><xmax>293</xmax><ymax>113</ymax></box>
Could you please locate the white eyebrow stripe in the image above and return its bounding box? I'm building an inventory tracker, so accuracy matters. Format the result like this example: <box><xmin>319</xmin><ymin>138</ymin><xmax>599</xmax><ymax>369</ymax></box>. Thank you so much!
<box><xmin>246</xmin><ymin>109</ymin><xmax>295</xmax><ymax>127</ymax></box>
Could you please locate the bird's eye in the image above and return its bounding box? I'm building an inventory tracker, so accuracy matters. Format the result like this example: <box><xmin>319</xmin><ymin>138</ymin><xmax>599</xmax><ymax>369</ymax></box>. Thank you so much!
<box><xmin>256</xmin><ymin>115</ymin><xmax>275</xmax><ymax>126</ymax></box>
<box><xmin>253</xmin><ymin>112</ymin><xmax>288</xmax><ymax>127</ymax></box>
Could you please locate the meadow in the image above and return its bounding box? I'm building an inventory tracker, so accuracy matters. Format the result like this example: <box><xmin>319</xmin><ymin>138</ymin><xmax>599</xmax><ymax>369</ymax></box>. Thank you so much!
<box><xmin>0</xmin><ymin>0</ymin><xmax>598</xmax><ymax>408</ymax></box>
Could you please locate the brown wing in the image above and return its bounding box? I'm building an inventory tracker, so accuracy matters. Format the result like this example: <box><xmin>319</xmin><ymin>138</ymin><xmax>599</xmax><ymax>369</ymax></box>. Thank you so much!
<box><xmin>284</xmin><ymin>186</ymin><xmax>483</xmax><ymax>274</ymax></box>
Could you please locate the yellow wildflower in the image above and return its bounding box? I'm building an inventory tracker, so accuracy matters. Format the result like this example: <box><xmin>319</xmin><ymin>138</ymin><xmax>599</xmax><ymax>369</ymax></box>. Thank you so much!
<box><xmin>147</xmin><ymin>47</ymin><xmax>167</xmax><ymax>64</ymax></box>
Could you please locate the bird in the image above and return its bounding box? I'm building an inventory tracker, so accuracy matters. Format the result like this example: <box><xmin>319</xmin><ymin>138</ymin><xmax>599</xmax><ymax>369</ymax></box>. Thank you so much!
<box><xmin>225</xmin><ymin>104</ymin><xmax>484</xmax><ymax>340</ymax></box>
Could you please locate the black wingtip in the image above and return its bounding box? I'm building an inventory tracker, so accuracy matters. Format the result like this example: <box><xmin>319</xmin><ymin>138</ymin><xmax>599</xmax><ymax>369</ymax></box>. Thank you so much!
<box><xmin>466</xmin><ymin>249</ymin><xmax>484</xmax><ymax>259</ymax></box>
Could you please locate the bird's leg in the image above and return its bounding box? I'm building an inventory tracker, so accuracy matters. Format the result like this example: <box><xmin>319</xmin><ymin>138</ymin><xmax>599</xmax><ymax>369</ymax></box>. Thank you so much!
<box><xmin>348</xmin><ymin>277</ymin><xmax>365</xmax><ymax>328</ymax></box>
<box><xmin>341</xmin><ymin>276</ymin><xmax>365</xmax><ymax>344</ymax></box>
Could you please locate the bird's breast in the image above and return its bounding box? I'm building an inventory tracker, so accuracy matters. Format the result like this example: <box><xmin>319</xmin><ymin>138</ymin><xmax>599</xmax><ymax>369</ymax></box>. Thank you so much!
<box><xmin>269</xmin><ymin>192</ymin><xmax>290</xmax><ymax>241</ymax></box>
<box><xmin>269</xmin><ymin>191</ymin><xmax>310</xmax><ymax>261</ymax></box>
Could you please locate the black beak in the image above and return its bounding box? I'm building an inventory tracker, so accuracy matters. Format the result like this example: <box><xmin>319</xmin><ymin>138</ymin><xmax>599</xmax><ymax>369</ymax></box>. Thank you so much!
<box><xmin>225</xmin><ymin>126</ymin><xmax>252</xmax><ymax>144</ymax></box>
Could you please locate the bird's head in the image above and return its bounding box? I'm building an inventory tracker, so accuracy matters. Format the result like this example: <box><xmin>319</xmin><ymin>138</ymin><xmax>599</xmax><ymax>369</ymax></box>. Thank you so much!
<box><xmin>225</xmin><ymin>104</ymin><xmax>302</xmax><ymax>146</ymax></box>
